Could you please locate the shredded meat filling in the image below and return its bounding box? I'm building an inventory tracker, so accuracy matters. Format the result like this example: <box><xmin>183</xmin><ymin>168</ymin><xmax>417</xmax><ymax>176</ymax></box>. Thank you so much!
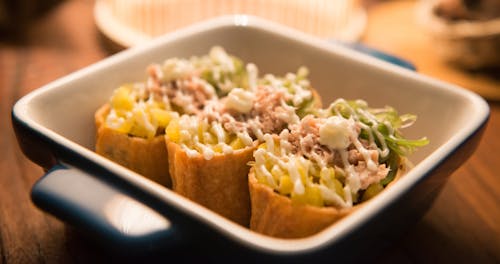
<box><xmin>146</xmin><ymin>64</ymin><xmax>216</xmax><ymax>114</ymax></box>
<box><xmin>287</xmin><ymin>115</ymin><xmax>388</xmax><ymax>190</ymax></box>
<box><xmin>200</xmin><ymin>85</ymin><xmax>295</xmax><ymax>139</ymax></box>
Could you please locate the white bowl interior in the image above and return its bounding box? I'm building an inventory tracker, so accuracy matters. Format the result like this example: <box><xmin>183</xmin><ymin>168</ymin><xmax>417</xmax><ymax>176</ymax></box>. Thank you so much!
<box><xmin>16</xmin><ymin>15</ymin><xmax>488</xmax><ymax>253</ymax></box>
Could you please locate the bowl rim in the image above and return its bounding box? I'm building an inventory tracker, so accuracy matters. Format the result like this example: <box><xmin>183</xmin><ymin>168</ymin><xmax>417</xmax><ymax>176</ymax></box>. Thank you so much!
<box><xmin>12</xmin><ymin>15</ymin><xmax>490</xmax><ymax>254</ymax></box>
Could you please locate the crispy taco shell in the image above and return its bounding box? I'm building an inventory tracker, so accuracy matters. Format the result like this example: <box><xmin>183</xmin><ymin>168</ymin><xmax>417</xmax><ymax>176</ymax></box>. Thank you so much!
<box><xmin>248</xmin><ymin>159</ymin><xmax>409</xmax><ymax>238</ymax></box>
<box><xmin>167</xmin><ymin>141</ymin><xmax>257</xmax><ymax>226</ymax></box>
<box><xmin>95</xmin><ymin>104</ymin><xmax>171</xmax><ymax>187</ymax></box>
<box><xmin>248</xmin><ymin>170</ymin><xmax>350</xmax><ymax>238</ymax></box>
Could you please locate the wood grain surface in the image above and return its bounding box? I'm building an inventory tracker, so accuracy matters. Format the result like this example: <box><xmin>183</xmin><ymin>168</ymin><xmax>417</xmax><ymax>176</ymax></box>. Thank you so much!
<box><xmin>1</xmin><ymin>0</ymin><xmax>499</xmax><ymax>263</ymax></box>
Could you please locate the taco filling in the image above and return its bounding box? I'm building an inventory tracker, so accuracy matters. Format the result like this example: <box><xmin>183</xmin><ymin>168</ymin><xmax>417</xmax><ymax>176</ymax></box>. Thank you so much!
<box><xmin>253</xmin><ymin>99</ymin><xmax>429</xmax><ymax>207</ymax></box>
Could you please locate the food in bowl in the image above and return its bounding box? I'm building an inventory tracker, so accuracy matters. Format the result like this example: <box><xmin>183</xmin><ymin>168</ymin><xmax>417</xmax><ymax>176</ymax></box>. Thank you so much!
<box><xmin>165</xmin><ymin>65</ymin><xmax>320</xmax><ymax>226</ymax></box>
<box><xmin>95</xmin><ymin>46</ymin><xmax>428</xmax><ymax>232</ymax></box>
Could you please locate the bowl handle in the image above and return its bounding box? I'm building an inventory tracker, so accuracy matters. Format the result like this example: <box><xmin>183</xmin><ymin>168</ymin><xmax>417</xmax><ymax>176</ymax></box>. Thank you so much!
<box><xmin>31</xmin><ymin>164</ymin><xmax>183</xmax><ymax>252</ymax></box>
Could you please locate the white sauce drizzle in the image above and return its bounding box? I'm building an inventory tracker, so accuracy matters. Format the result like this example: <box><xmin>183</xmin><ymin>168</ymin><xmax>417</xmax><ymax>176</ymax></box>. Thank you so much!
<box><xmin>196</xmin><ymin>142</ymin><xmax>215</xmax><ymax>160</ymax></box>
<box><xmin>225</xmin><ymin>88</ymin><xmax>255</xmax><ymax>113</ymax></box>
<box><xmin>259</xmin><ymin>164</ymin><xmax>277</xmax><ymax>188</ymax></box>
<box><xmin>211</xmin><ymin>121</ymin><xmax>226</xmax><ymax>144</ymax></box>
<box><xmin>247</xmin><ymin>63</ymin><xmax>258</xmax><ymax>92</ymax></box>
<box><xmin>343</xmin><ymin>185</ymin><xmax>353</xmax><ymax>207</ymax></box>
<box><xmin>238</xmin><ymin>132</ymin><xmax>253</xmax><ymax>146</ymax></box>
<box><xmin>286</xmin><ymin>157</ymin><xmax>305</xmax><ymax>195</ymax></box>
<box><xmin>318</xmin><ymin>185</ymin><xmax>347</xmax><ymax>208</ymax></box>
<box><xmin>264</xmin><ymin>134</ymin><xmax>275</xmax><ymax>153</ymax></box>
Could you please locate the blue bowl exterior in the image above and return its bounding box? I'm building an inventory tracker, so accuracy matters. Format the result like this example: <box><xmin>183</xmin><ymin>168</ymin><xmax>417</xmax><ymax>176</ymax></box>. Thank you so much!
<box><xmin>12</xmin><ymin>112</ymin><xmax>57</xmax><ymax>171</ymax></box>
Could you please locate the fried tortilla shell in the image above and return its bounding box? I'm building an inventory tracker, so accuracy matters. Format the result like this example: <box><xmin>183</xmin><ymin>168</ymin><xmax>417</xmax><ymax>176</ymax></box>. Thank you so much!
<box><xmin>248</xmin><ymin>170</ymin><xmax>350</xmax><ymax>238</ymax></box>
<box><xmin>95</xmin><ymin>104</ymin><xmax>171</xmax><ymax>187</ymax></box>
<box><xmin>248</xmin><ymin>159</ymin><xmax>410</xmax><ymax>238</ymax></box>
<box><xmin>167</xmin><ymin>141</ymin><xmax>257</xmax><ymax>226</ymax></box>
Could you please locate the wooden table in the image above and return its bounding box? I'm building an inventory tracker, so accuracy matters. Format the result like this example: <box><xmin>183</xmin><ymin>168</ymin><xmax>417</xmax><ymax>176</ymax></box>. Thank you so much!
<box><xmin>1</xmin><ymin>0</ymin><xmax>498</xmax><ymax>263</ymax></box>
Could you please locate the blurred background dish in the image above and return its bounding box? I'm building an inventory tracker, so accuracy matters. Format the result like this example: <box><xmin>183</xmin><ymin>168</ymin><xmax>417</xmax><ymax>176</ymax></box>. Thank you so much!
<box><xmin>94</xmin><ymin>0</ymin><xmax>367</xmax><ymax>48</ymax></box>
<box><xmin>0</xmin><ymin>0</ymin><xmax>64</xmax><ymax>38</ymax></box>
<box><xmin>362</xmin><ymin>0</ymin><xmax>500</xmax><ymax>101</ymax></box>
<box><xmin>416</xmin><ymin>0</ymin><xmax>500</xmax><ymax>69</ymax></box>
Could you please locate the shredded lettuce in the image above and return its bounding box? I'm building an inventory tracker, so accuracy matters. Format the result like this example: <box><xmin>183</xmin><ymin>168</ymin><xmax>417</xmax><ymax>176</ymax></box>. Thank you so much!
<box><xmin>259</xmin><ymin>66</ymin><xmax>319</xmax><ymax>117</ymax></box>
<box><xmin>326</xmin><ymin>99</ymin><xmax>429</xmax><ymax>187</ymax></box>
<box><xmin>379</xmin><ymin>151</ymin><xmax>400</xmax><ymax>186</ymax></box>
<box><xmin>196</xmin><ymin>47</ymin><xmax>248</xmax><ymax>96</ymax></box>
<box><xmin>328</xmin><ymin>99</ymin><xmax>429</xmax><ymax>158</ymax></box>
<box><xmin>296</xmin><ymin>97</ymin><xmax>318</xmax><ymax>118</ymax></box>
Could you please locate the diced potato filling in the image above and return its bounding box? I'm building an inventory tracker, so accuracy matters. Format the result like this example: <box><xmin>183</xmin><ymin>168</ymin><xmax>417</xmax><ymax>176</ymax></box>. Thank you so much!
<box><xmin>110</xmin><ymin>85</ymin><xmax>134</xmax><ymax>111</ymax></box>
<box><xmin>253</xmin><ymin>139</ymin><xmax>348</xmax><ymax>207</ymax></box>
<box><xmin>104</xmin><ymin>46</ymin><xmax>252</xmax><ymax>141</ymax></box>
<box><xmin>105</xmin><ymin>85</ymin><xmax>176</xmax><ymax>139</ymax></box>
<box><xmin>165</xmin><ymin>115</ymin><xmax>251</xmax><ymax>157</ymax></box>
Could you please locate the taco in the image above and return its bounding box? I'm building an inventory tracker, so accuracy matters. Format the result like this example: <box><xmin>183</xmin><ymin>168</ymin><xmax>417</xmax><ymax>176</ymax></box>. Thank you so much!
<box><xmin>248</xmin><ymin>99</ymin><xmax>428</xmax><ymax>238</ymax></box>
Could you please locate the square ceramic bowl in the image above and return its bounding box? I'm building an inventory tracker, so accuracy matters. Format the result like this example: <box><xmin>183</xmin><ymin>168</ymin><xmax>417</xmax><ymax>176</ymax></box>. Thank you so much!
<box><xmin>12</xmin><ymin>15</ymin><xmax>489</xmax><ymax>261</ymax></box>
